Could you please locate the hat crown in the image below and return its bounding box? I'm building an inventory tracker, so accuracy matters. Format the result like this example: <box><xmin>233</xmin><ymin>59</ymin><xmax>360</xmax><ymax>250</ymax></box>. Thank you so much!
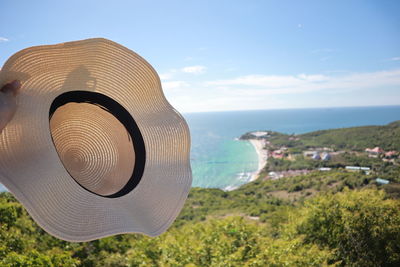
<box><xmin>50</xmin><ymin>102</ymin><xmax>136</xmax><ymax>196</ymax></box>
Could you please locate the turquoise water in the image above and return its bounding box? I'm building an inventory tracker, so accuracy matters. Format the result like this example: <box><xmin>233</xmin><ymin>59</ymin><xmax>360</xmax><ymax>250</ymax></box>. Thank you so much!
<box><xmin>184</xmin><ymin>105</ymin><xmax>400</xmax><ymax>189</ymax></box>
<box><xmin>1</xmin><ymin>105</ymin><xmax>400</xmax><ymax>192</ymax></box>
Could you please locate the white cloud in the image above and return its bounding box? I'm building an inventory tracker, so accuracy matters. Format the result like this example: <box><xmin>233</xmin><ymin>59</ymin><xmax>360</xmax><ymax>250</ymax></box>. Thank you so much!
<box><xmin>162</xmin><ymin>69</ymin><xmax>400</xmax><ymax>113</ymax></box>
<box><xmin>159</xmin><ymin>69</ymin><xmax>178</xmax><ymax>80</ymax></box>
<box><xmin>0</xmin><ymin>37</ymin><xmax>9</xmax><ymax>42</ymax></box>
<box><xmin>162</xmin><ymin>80</ymin><xmax>189</xmax><ymax>91</ymax></box>
<box><xmin>205</xmin><ymin>69</ymin><xmax>400</xmax><ymax>96</ymax></box>
<box><xmin>182</xmin><ymin>65</ymin><xmax>207</xmax><ymax>74</ymax></box>
<box><xmin>159</xmin><ymin>73</ymin><xmax>173</xmax><ymax>80</ymax></box>
<box><xmin>160</xmin><ymin>65</ymin><xmax>207</xmax><ymax>80</ymax></box>
<box><xmin>389</xmin><ymin>57</ymin><xmax>400</xmax><ymax>61</ymax></box>
<box><xmin>297</xmin><ymin>74</ymin><xmax>329</xmax><ymax>82</ymax></box>
<box><xmin>206</xmin><ymin>73</ymin><xmax>329</xmax><ymax>89</ymax></box>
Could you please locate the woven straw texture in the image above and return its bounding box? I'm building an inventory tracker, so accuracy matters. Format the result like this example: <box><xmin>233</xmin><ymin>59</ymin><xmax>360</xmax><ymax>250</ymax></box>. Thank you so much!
<box><xmin>0</xmin><ymin>38</ymin><xmax>192</xmax><ymax>242</ymax></box>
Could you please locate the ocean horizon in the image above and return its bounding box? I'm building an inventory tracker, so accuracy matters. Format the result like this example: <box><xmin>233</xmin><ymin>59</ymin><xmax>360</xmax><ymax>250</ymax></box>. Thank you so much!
<box><xmin>1</xmin><ymin>105</ymin><xmax>400</xmax><ymax>192</ymax></box>
<box><xmin>184</xmin><ymin>105</ymin><xmax>400</xmax><ymax>189</ymax></box>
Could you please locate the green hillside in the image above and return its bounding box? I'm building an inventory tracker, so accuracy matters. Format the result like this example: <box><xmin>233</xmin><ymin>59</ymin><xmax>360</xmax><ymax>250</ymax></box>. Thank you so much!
<box><xmin>266</xmin><ymin>120</ymin><xmax>400</xmax><ymax>151</ymax></box>
<box><xmin>1</xmin><ymin>121</ymin><xmax>400</xmax><ymax>266</ymax></box>
<box><xmin>1</xmin><ymin>169</ymin><xmax>400</xmax><ymax>266</ymax></box>
<box><xmin>243</xmin><ymin>121</ymin><xmax>400</xmax><ymax>184</ymax></box>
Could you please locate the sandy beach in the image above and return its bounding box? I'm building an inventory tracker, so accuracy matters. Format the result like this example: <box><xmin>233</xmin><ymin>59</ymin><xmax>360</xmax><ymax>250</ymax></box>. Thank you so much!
<box><xmin>249</xmin><ymin>139</ymin><xmax>268</xmax><ymax>181</ymax></box>
<box><xmin>224</xmin><ymin>138</ymin><xmax>268</xmax><ymax>191</ymax></box>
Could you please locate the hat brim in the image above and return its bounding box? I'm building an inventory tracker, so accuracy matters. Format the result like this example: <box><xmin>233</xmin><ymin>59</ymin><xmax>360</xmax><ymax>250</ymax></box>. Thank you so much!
<box><xmin>0</xmin><ymin>38</ymin><xmax>192</xmax><ymax>242</ymax></box>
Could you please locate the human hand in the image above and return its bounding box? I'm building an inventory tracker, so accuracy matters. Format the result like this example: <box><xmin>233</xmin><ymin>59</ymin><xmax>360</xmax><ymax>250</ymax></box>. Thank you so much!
<box><xmin>0</xmin><ymin>80</ymin><xmax>21</xmax><ymax>132</ymax></box>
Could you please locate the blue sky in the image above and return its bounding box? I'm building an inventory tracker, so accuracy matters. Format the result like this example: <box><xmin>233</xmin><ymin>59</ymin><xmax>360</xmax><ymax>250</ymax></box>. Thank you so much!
<box><xmin>1</xmin><ymin>0</ymin><xmax>399</xmax><ymax>112</ymax></box>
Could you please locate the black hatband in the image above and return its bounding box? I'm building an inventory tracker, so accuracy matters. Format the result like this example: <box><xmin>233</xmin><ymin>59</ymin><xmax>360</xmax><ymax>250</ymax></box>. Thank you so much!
<box><xmin>49</xmin><ymin>91</ymin><xmax>146</xmax><ymax>198</ymax></box>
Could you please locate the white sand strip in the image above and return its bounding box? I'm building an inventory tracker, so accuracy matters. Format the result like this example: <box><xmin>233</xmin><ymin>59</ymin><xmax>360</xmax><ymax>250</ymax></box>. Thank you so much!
<box><xmin>249</xmin><ymin>139</ymin><xmax>268</xmax><ymax>181</ymax></box>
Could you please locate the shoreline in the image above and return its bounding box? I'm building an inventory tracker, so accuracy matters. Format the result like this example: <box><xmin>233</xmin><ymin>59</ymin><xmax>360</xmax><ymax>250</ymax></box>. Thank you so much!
<box><xmin>224</xmin><ymin>138</ymin><xmax>268</xmax><ymax>191</ymax></box>
<box><xmin>248</xmin><ymin>139</ymin><xmax>268</xmax><ymax>182</ymax></box>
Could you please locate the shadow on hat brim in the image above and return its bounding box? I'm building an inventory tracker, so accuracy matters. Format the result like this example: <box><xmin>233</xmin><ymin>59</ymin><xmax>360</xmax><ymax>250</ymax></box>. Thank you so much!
<box><xmin>0</xmin><ymin>38</ymin><xmax>192</xmax><ymax>242</ymax></box>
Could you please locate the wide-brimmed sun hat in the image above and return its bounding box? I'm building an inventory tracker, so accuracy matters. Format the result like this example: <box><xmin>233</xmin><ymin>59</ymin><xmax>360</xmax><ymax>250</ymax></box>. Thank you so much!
<box><xmin>0</xmin><ymin>38</ymin><xmax>192</xmax><ymax>242</ymax></box>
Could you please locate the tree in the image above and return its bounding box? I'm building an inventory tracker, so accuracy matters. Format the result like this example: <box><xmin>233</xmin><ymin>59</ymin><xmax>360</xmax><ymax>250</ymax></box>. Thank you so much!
<box><xmin>291</xmin><ymin>188</ymin><xmax>400</xmax><ymax>266</ymax></box>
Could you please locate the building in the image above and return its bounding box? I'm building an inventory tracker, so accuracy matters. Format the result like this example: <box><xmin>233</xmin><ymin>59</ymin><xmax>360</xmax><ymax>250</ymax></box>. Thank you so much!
<box><xmin>345</xmin><ymin>166</ymin><xmax>371</xmax><ymax>175</ymax></box>
<box><xmin>272</xmin><ymin>150</ymin><xmax>284</xmax><ymax>159</ymax></box>
<box><xmin>321</xmin><ymin>153</ymin><xmax>331</xmax><ymax>161</ymax></box>
<box><xmin>365</xmin><ymin>147</ymin><xmax>384</xmax><ymax>155</ymax></box>
<box><xmin>268</xmin><ymin>172</ymin><xmax>280</xmax><ymax>180</ymax></box>
<box><xmin>312</xmin><ymin>152</ymin><xmax>321</xmax><ymax>160</ymax></box>
<box><xmin>318</xmin><ymin>167</ymin><xmax>332</xmax><ymax>171</ymax></box>
<box><xmin>376</xmin><ymin>178</ymin><xmax>389</xmax><ymax>185</ymax></box>
<box><xmin>384</xmin><ymin>151</ymin><xmax>397</xmax><ymax>159</ymax></box>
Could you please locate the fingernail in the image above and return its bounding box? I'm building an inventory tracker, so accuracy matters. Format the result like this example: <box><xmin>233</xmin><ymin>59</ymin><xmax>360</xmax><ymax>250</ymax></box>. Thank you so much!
<box><xmin>2</xmin><ymin>80</ymin><xmax>21</xmax><ymax>96</ymax></box>
<box><xmin>10</xmin><ymin>80</ymin><xmax>21</xmax><ymax>88</ymax></box>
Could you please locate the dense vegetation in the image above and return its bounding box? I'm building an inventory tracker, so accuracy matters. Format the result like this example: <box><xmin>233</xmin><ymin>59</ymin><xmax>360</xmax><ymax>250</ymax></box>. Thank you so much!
<box><xmin>1</xmin><ymin>170</ymin><xmax>400</xmax><ymax>266</ymax></box>
<box><xmin>179</xmin><ymin>171</ymin><xmax>378</xmax><ymax>225</ymax></box>
<box><xmin>1</xmin><ymin>122</ymin><xmax>400</xmax><ymax>266</ymax></box>
<box><xmin>296</xmin><ymin>120</ymin><xmax>400</xmax><ymax>151</ymax></box>
<box><xmin>242</xmin><ymin>120</ymin><xmax>400</xmax><ymax>151</ymax></box>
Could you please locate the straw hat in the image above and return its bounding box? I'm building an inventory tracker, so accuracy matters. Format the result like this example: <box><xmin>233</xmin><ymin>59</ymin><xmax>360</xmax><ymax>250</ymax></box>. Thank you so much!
<box><xmin>0</xmin><ymin>38</ymin><xmax>192</xmax><ymax>242</ymax></box>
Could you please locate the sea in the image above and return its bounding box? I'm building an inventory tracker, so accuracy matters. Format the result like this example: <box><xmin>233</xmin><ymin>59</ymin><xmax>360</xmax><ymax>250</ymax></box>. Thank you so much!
<box><xmin>185</xmin><ymin>105</ymin><xmax>400</xmax><ymax>189</ymax></box>
<box><xmin>1</xmin><ymin>105</ymin><xmax>399</xmax><ymax>192</ymax></box>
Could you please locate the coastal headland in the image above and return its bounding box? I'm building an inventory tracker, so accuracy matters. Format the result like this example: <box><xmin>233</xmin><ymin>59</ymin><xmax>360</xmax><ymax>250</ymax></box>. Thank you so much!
<box><xmin>240</xmin><ymin>120</ymin><xmax>400</xmax><ymax>182</ymax></box>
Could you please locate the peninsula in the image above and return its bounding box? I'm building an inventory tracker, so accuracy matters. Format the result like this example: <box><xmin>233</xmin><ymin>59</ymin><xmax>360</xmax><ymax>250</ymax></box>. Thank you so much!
<box><xmin>240</xmin><ymin>120</ymin><xmax>400</xmax><ymax>182</ymax></box>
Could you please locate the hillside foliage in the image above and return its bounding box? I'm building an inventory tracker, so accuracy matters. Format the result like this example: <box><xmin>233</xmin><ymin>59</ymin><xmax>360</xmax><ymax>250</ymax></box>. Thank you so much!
<box><xmin>241</xmin><ymin>120</ymin><xmax>400</xmax><ymax>151</ymax></box>
<box><xmin>1</xmin><ymin>121</ymin><xmax>400</xmax><ymax>266</ymax></box>
<box><xmin>1</xmin><ymin>172</ymin><xmax>400</xmax><ymax>266</ymax></box>
<box><xmin>276</xmin><ymin>121</ymin><xmax>400</xmax><ymax>151</ymax></box>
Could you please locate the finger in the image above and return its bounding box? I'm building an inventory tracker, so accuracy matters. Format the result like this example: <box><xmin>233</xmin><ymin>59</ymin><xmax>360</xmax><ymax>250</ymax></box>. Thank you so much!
<box><xmin>1</xmin><ymin>80</ymin><xmax>21</xmax><ymax>96</ymax></box>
